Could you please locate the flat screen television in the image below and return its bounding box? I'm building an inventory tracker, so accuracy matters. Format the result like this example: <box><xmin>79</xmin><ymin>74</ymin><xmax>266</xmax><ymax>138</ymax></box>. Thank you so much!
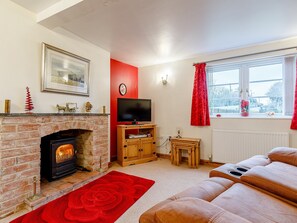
<box><xmin>117</xmin><ymin>98</ymin><xmax>151</xmax><ymax>124</ymax></box>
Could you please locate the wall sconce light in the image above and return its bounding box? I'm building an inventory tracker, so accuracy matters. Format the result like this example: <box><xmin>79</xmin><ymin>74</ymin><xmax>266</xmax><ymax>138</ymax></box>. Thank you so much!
<box><xmin>162</xmin><ymin>75</ymin><xmax>168</xmax><ymax>85</ymax></box>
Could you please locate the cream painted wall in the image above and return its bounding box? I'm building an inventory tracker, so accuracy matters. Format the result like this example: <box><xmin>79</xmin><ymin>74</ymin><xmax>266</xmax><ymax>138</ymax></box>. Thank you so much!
<box><xmin>0</xmin><ymin>0</ymin><xmax>110</xmax><ymax>114</ymax></box>
<box><xmin>139</xmin><ymin>38</ymin><xmax>297</xmax><ymax>161</ymax></box>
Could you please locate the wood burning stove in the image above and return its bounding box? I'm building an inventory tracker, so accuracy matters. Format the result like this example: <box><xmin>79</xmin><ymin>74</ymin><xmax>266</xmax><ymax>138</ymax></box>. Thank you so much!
<box><xmin>41</xmin><ymin>136</ymin><xmax>77</xmax><ymax>181</ymax></box>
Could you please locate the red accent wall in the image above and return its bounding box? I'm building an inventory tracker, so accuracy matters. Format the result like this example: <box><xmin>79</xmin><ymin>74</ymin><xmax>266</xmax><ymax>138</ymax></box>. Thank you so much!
<box><xmin>110</xmin><ymin>59</ymin><xmax>138</xmax><ymax>161</ymax></box>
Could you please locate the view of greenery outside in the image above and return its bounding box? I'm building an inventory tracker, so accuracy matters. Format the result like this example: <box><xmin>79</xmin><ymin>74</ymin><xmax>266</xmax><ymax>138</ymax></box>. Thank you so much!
<box><xmin>208</xmin><ymin>63</ymin><xmax>283</xmax><ymax>115</ymax></box>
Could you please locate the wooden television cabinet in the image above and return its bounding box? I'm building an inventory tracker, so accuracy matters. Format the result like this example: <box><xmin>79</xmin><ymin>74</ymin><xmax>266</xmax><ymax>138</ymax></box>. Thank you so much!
<box><xmin>117</xmin><ymin>124</ymin><xmax>157</xmax><ymax>166</ymax></box>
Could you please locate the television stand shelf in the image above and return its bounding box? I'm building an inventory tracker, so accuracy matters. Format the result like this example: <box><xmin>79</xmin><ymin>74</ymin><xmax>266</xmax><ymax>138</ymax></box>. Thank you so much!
<box><xmin>117</xmin><ymin>124</ymin><xmax>157</xmax><ymax>167</ymax></box>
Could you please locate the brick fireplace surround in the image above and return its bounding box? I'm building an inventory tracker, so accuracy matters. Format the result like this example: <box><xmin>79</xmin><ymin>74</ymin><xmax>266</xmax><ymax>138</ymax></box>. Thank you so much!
<box><xmin>0</xmin><ymin>113</ymin><xmax>109</xmax><ymax>218</ymax></box>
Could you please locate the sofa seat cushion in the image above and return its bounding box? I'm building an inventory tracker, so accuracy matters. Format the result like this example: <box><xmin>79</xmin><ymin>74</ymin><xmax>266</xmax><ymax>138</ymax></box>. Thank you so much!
<box><xmin>241</xmin><ymin>164</ymin><xmax>297</xmax><ymax>203</ymax></box>
<box><xmin>268</xmin><ymin>147</ymin><xmax>297</xmax><ymax>166</ymax></box>
<box><xmin>155</xmin><ymin>197</ymin><xmax>251</xmax><ymax>223</ymax></box>
<box><xmin>212</xmin><ymin>183</ymin><xmax>297</xmax><ymax>223</ymax></box>
<box><xmin>267</xmin><ymin>161</ymin><xmax>297</xmax><ymax>177</ymax></box>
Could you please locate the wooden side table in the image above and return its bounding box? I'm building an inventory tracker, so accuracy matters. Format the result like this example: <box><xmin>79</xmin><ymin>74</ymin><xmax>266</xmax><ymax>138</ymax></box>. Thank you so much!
<box><xmin>170</xmin><ymin>137</ymin><xmax>201</xmax><ymax>168</ymax></box>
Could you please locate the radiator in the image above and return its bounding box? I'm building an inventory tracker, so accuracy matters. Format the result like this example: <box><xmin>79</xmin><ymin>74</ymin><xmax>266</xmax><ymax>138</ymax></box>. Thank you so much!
<box><xmin>212</xmin><ymin>129</ymin><xmax>289</xmax><ymax>163</ymax></box>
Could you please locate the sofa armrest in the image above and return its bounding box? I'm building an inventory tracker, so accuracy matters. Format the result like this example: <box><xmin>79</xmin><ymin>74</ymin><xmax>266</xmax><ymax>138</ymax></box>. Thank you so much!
<box><xmin>139</xmin><ymin>177</ymin><xmax>234</xmax><ymax>223</ymax></box>
<box><xmin>153</xmin><ymin>197</ymin><xmax>251</xmax><ymax>223</ymax></box>
<box><xmin>268</xmin><ymin>147</ymin><xmax>297</xmax><ymax>166</ymax></box>
<box><xmin>139</xmin><ymin>199</ymin><xmax>174</xmax><ymax>223</ymax></box>
<box><xmin>171</xmin><ymin>177</ymin><xmax>234</xmax><ymax>202</ymax></box>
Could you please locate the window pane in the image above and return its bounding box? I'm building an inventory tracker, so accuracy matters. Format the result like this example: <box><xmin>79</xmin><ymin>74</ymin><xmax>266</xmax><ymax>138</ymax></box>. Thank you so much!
<box><xmin>250</xmin><ymin>64</ymin><xmax>282</xmax><ymax>82</ymax></box>
<box><xmin>211</xmin><ymin>69</ymin><xmax>239</xmax><ymax>85</ymax></box>
<box><xmin>208</xmin><ymin>69</ymin><xmax>240</xmax><ymax>114</ymax></box>
<box><xmin>249</xmin><ymin>80</ymin><xmax>282</xmax><ymax>97</ymax></box>
<box><xmin>249</xmin><ymin>95</ymin><xmax>282</xmax><ymax>113</ymax></box>
<box><xmin>249</xmin><ymin>63</ymin><xmax>283</xmax><ymax>114</ymax></box>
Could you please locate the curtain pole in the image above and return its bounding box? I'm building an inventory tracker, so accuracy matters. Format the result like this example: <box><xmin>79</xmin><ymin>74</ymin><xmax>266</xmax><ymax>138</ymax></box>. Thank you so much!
<box><xmin>193</xmin><ymin>46</ymin><xmax>297</xmax><ymax>66</ymax></box>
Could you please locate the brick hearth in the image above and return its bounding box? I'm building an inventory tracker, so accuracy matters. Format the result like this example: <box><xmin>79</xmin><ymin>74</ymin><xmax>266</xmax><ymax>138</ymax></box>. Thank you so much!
<box><xmin>0</xmin><ymin>114</ymin><xmax>109</xmax><ymax>218</ymax></box>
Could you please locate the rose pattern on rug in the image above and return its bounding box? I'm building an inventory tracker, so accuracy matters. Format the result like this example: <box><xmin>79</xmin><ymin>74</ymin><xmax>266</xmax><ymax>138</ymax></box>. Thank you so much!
<box><xmin>11</xmin><ymin>171</ymin><xmax>155</xmax><ymax>223</ymax></box>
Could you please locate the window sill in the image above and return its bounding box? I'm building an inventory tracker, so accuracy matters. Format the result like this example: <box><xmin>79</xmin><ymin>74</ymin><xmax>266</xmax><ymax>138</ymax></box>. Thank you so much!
<box><xmin>210</xmin><ymin>114</ymin><xmax>292</xmax><ymax>120</ymax></box>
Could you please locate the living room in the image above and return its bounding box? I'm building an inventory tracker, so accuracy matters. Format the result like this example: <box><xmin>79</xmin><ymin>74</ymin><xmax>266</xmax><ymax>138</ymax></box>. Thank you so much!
<box><xmin>1</xmin><ymin>0</ymin><xmax>297</xmax><ymax>222</ymax></box>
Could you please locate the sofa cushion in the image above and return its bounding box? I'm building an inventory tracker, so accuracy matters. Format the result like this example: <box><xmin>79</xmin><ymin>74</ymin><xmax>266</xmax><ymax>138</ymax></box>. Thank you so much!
<box><xmin>212</xmin><ymin>183</ymin><xmax>297</xmax><ymax>223</ymax></box>
<box><xmin>241</xmin><ymin>164</ymin><xmax>297</xmax><ymax>203</ymax></box>
<box><xmin>155</xmin><ymin>197</ymin><xmax>251</xmax><ymax>223</ymax></box>
<box><xmin>268</xmin><ymin>147</ymin><xmax>297</xmax><ymax>166</ymax></box>
<box><xmin>267</xmin><ymin>161</ymin><xmax>297</xmax><ymax>177</ymax></box>
<box><xmin>236</xmin><ymin>155</ymin><xmax>271</xmax><ymax>169</ymax></box>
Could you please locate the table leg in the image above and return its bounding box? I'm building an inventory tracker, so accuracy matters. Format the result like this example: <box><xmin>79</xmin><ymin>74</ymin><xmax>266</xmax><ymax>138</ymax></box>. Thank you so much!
<box><xmin>176</xmin><ymin>148</ymin><xmax>179</xmax><ymax>166</ymax></box>
<box><xmin>171</xmin><ymin>145</ymin><xmax>174</xmax><ymax>164</ymax></box>
<box><xmin>191</xmin><ymin>147</ymin><xmax>195</xmax><ymax>168</ymax></box>
<box><xmin>188</xmin><ymin>149</ymin><xmax>191</xmax><ymax>167</ymax></box>
<box><xmin>195</xmin><ymin>144</ymin><xmax>199</xmax><ymax>168</ymax></box>
<box><xmin>173</xmin><ymin>147</ymin><xmax>175</xmax><ymax>165</ymax></box>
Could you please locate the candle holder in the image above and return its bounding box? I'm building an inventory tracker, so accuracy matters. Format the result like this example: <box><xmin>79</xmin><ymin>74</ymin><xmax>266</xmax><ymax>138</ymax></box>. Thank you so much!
<box><xmin>4</xmin><ymin>99</ymin><xmax>10</xmax><ymax>113</ymax></box>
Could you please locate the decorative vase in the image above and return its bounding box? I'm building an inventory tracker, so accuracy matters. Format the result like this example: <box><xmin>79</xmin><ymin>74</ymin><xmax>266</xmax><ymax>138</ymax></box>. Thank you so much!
<box><xmin>240</xmin><ymin>100</ymin><xmax>249</xmax><ymax>117</ymax></box>
<box><xmin>241</xmin><ymin>111</ymin><xmax>249</xmax><ymax>117</ymax></box>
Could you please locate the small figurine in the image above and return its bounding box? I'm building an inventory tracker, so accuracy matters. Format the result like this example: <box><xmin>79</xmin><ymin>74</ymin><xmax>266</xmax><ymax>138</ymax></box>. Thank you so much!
<box><xmin>56</xmin><ymin>104</ymin><xmax>66</xmax><ymax>113</ymax></box>
<box><xmin>25</xmin><ymin>86</ymin><xmax>34</xmax><ymax>113</ymax></box>
<box><xmin>66</xmin><ymin>103</ymin><xmax>78</xmax><ymax>113</ymax></box>
<box><xmin>176</xmin><ymin>129</ymin><xmax>182</xmax><ymax>138</ymax></box>
<box><xmin>266</xmin><ymin>111</ymin><xmax>275</xmax><ymax>116</ymax></box>
<box><xmin>85</xmin><ymin>102</ymin><xmax>93</xmax><ymax>112</ymax></box>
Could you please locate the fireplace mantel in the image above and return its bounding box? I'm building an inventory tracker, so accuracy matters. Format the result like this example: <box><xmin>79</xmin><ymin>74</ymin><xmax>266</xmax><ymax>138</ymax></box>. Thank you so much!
<box><xmin>0</xmin><ymin>114</ymin><xmax>109</xmax><ymax>218</ymax></box>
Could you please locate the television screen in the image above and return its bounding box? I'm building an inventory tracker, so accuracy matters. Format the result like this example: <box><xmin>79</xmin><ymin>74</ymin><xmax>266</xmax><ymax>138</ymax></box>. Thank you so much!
<box><xmin>117</xmin><ymin>98</ymin><xmax>151</xmax><ymax>123</ymax></box>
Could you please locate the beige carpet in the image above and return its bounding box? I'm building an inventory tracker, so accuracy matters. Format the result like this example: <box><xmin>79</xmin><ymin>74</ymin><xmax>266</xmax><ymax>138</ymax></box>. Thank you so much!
<box><xmin>111</xmin><ymin>158</ymin><xmax>213</xmax><ymax>223</ymax></box>
<box><xmin>1</xmin><ymin>158</ymin><xmax>213</xmax><ymax>223</ymax></box>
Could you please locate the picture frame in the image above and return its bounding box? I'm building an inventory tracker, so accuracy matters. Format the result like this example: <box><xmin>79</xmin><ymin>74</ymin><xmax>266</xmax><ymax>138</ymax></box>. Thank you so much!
<box><xmin>41</xmin><ymin>43</ymin><xmax>90</xmax><ymax>96</ymax></box>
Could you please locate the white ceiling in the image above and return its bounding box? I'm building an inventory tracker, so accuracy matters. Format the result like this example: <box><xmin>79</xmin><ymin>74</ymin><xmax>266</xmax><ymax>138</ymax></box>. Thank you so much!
<box><xmin>11</xmin><ymin>0</ymin><xmax>297</xmax><ymax>67</ymax></box>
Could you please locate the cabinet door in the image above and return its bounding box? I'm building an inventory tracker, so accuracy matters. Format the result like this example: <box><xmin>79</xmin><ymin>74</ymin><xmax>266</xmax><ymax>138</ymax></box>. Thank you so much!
<box><xmin>125</xmin><ymin>139</ymin><xmax>141</xmax><ymax>161</ymax></box>
<box><xmin>141</xmin><ymin>138</ymin><xmax>155</xmax><ymax>158</ymax></box>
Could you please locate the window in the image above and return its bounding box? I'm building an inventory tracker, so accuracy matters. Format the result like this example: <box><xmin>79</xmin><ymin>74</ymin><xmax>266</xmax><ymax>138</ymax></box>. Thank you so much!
<box><xmin>207</xmin><ymin>56</ymin><xmax>296</xmax><ymax>116</ymax></box>
<box><xmin>248</xmin><ymin>63</ymin><xmax>283</xmax><ymax>114</ymax></box>
<box><xmin>208</xmin><ymin>67</ymin><xmax>240</xmax><ymax>114</ymax></box>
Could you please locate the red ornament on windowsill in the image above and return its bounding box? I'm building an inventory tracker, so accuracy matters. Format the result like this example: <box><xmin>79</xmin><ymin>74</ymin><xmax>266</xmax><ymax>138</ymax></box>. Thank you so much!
<box><xmin>241</xmin><ymin>111</ymin><xmax>249</xmax><ymax>117</ymax></box>
<box><xmin>240</xmin><ymin>100</ymin><xmax>249</xmax><ymax>117</ymax></box>
<box><xmin>25</xmin><ymin>86</ymin><xmax>34</xmax><ymax>113</ymax></box>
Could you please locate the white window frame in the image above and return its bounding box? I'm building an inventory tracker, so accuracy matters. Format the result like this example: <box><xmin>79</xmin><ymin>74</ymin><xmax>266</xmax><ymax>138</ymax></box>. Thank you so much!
<box><xmin>207</xmin><ymin>64</ymin><xmax>241</xmax><ymax>115</ymax></box>
<box><xmin>207</xmin><ymin>55</ymin><xmax>296</xmax><ymax>117</ymax></box>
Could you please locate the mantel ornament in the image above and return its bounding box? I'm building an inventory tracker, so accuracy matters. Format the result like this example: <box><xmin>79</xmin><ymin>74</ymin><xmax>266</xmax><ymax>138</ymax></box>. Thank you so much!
<box><xmin>56</xmin><ymin>104</ymin><xmax>66</xmax><ymax>113</ymax></box>
<box><xmin>85</xmin><ymin>101</ymin><xmax>93</xmax><ymax>112</ymax></box>
<box><xmin>56</xmin><ymin>103</ymin><xmax>78</xmax><ymax>113</ymax></box>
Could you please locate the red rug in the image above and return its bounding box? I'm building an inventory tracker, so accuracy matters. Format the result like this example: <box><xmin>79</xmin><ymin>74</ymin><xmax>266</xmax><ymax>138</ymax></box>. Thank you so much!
<box><xmin>11</xmin><ymin>171</ymin><xmax>155</xmax><ymax>223</ymax></box>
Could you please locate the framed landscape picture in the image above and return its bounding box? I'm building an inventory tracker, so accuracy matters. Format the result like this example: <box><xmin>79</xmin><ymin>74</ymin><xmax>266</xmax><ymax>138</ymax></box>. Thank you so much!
<box><xmin>41</xmin><ymin>43</ymin><xmax>90</xmax><ymax>96</ymax></box>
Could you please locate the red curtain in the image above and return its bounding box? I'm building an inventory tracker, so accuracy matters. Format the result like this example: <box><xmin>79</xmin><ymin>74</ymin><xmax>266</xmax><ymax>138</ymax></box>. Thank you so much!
<box><xmin>191</xmin><ymin>63</ymin><xmax>210</xmax><ymax>126</ymax></box>
<box><xmin>290</xmin><ymin>60</ymin><xmax>297</xmax><ymax>130</ymax></box>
